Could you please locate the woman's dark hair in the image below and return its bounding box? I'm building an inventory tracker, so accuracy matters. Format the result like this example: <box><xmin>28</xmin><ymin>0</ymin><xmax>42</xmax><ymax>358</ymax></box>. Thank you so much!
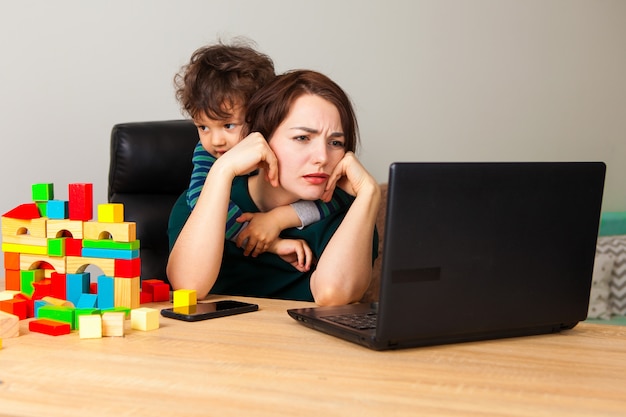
<box><xmin>244</xmin><ymin>70</ymin><xmax>359</xmax><ymax>153</ymax></box>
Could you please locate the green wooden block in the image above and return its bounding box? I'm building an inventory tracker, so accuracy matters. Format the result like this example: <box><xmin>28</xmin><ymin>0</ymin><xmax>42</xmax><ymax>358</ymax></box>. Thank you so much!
<box><xmin>37</xmin><ymin>305</ymin><xmax>76</xmax><ymax>329</ymax></box>
<box><xmin>32</xmin><ymin>183</ymin><xmax>54</xmax><ymax>201</ymax></box>
<box><xmin>101</xmin><ymin>306</ymin><xmax>131</xmax><ymax>319</ymax></box>
<box><xmin>82</xmin><ymin>239</ymin><xmax>140</xmax><ymax>250</ymax></box>
<box><xmin>20</xmin><ymin>269</ymin><xmax>44</xmax><ymax>297</ymax></box>
<box><xmin>36</xmin><ymin>201</ymin><xmax>48</xmax><ymax>217</ymax></box>
<box><xmin>47</xmin><ymin>237</ymin><xmax>66</xmax><ymax>256</ymax></box>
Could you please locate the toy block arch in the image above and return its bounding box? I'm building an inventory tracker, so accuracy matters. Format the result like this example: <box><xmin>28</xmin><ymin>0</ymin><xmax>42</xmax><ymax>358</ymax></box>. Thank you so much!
<box><xmin>2</xmin><ymin>217</ymin><xmax>47</xmax><ymax>238</ymax></box>
<box><xmin>20</xmin><ymin>254</ymin><xmax>66</xmax><ymax>274</ymax></box>
<box><xmin>83</xmin><ymin>222</ymin><xmax>135</xmax><ymax>242</ymax></box>
<box><xmin>46</xmin><ymin>219</ymin><xmax>83</xmax><ymax>239</ymax></box>
<box><xmin>65</xmin><ymin>256</ymin><xmax>115</xmax><ymax>276</ymax></box>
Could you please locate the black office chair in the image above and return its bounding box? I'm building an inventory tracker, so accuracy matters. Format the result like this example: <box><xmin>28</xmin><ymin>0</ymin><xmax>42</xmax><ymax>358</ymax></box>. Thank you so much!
<box><xmin>108</xmin><ymin>120</ymin><xmax>198</xmax><ymax>285</ymax></box>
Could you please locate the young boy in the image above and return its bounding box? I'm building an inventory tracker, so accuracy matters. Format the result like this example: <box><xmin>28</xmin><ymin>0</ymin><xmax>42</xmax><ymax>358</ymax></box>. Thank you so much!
<box><xmin>174</xmin><ymin>39</ymin><xmax>351</xmax><ymax>259</ymax></box>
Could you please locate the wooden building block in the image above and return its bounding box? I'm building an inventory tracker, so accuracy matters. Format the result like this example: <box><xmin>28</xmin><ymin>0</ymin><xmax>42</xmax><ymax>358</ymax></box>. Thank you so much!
<box><xmin>68</xmin><ymin>183</ymin><xmax>93</xmax><ymax>221</ymax></box>
<box><xmin>65</xmin><ymin>256</ymin><xmax>115</xmax><ymax>276</ymax></box>
<box><xmin>32</xmin><ymin>183</ymin><xmax>54</xmax><ymax>201</ymax></box>
<box><xmin>114</xmin><ymin>258</ymin><xmax>141</xmax><ymax>278</ymax></box>
<box><xmin>46</xmin><ymin>219</ymin><xmax>83</xmax><ymax>239</ymax></box>
<box><xmin>78</xmin><ymin>314</ymin><xmax>102</xmax><ymax>338</ymax></box>
<box><xmin>20</xmin><ymin>269</ymin><xmax>44</xmax><ymax>297</ymax></box>
<box><xmin>74</xmin><ymin>308</ymin><xmax>100</xmax><ymax>329</ymax></box>
<box><xmin>83</xmin><ymin>221</ymin><xmax>136</xmax><ymax>243</ymax></box>
<box><xmin>139</xmin><ymin>291</ymin><xmax>153</xmax><ymax>304</ymax></box>
<box><xmin>47</xmin><ymin>237</ymin><xmax>66</xmax><ymax>256</ymax></box>
<box><xmin>173</xmin><ymin>289</ymin><xmax>197</xmax><ymax>308</ymax></box>
<box><xmin>14</xmin><ymin>293</ymin><xmax>34</xmax><ymax>319</ymax></box>
<box><xmin>0</xmin><ymin>291</ymin><xmax>19</xmax><ymax>301</ymax></box>
<box><xmin>0</xmin><ymin>310</ymin><xmax>19</xmax><ymax>338</ymax></box>
<box><xmin>131</xmin><ymin>307</ymin><xmax>159</xmax><ymax>331</ymax></box>
<box><xmin>0</xmin><ymin>298</ymin><xmax>28</xmax><ymax>320</ymax></box>
<box><xmin>20</xmin><ymin>253</ymin><xmax>66</xmax><ymax>274</ymax></box>
<box><xmin>114</xmin><ymin>277</ymin><xmax>140</xmax><ymax>309</ymax></box>
<box><xmin>29</xmin><ymin>318</ymin><xmax>71</xmax><ymax>336</ymax></box>
<box><xmin>4</xmin><ymin>251</ymin><xmax>20</xmax><ymax>270</ymax></box>
<box><xmin>82</xmin><ymin>247</ymin><xmax>139</xmax><ymax>260</ymax></box>
<box><xmin>5</xmin><ymin>269</ymin><xmax>21</xmax><ymax>291</ymax></box>
<box><xmin>2</xmin><ymin>216</ymin><xmax>47</xmax><ymax>238</ymax></box>
<box><xmin>101</xmin><ymin>312</ymin><xmax>125</xmax><ymax>337</ymax></box>
<box><xmin>142</xmin><ymin>279</ymin><xmax>170</xmax><ymax>302</ymax></box>
<box><xmin>50</xmin><ymin>272</ymin><xmax>67</xmax><ymax>299</ymax></box>
<box><xmin>2</xmin><ymin>203</ymin><xmax>41</xmax><ymax>220</ymax></box>
<box><xmin>97</xmin><ymin>275</ymin><xmax>115</xmax><ymax>310</ymax></box>
<box><xmin>41</xmin><ymin>296</ymin><xmax>74</xmax><ymax>308</ymax></box>
<box><xmin>46</xmin><ymin>200</ymin><xmax>68</xmax><ymax>220</ymax></box>
<box><xmin>66</xmin><ymin>272</ymin><xmax>90</xmax><ymax>306</ymax></box>
<box><xmin>83</xmin><ymin>239</ymin><xmax>140</xmax><ymax>251</ymax></box>
<box><xmin>37</xmin><ymin>305</ymin><xmax>75</xmax><ymax>329</ymax></box>
<box><xmin>32</xmin><ymin>278</ymin><xmax>52</xmax><ymax>300</ymax></box>
<box><xmin>1</xmin><ymin>234</ymin><xmax>48</xmax><ymax>247</ymax></box>
<box><xmin>77</xmin><ymin>294</ymin><xmax>98</xmax><ymax>309</ymax></box>
<box><xmin>65</xmin><ymin>238</ymin><xmax>82</xmax><ymax>256</ymax></box>
<box><xmin>97</xmin><ymin>203</ymin><xmax>124</xmax><ymax>223</ymax></box>
<box><xmin>2</xmin><ymin>242</ymin><xmax>47</xmax><ymax>256</ymax></box>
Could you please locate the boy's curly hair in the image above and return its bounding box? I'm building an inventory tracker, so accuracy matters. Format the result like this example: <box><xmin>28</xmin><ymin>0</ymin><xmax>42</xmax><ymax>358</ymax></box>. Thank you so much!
<box><xmin>174</xmin><ymin>38</ymin><xmax>275</xmax><ymax>120</ymax></box>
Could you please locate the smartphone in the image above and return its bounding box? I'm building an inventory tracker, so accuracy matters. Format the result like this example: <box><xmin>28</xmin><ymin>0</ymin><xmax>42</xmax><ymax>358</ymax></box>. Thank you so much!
<box><xmin>160</xmin><ymin>300</ymin><xmax>259</xmax><ymax>322</ymax></box>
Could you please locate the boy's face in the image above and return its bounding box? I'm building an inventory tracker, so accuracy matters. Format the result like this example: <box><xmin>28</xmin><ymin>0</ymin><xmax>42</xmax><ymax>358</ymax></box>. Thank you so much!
<box><xmin>194</xmin><ymin>105</ymin><xmax>245</xmax><ymax>158</ymax></box>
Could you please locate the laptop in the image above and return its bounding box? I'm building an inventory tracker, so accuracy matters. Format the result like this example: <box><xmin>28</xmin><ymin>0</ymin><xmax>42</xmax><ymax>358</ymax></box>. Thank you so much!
<box><xmin>288</xmin><ymin>162</ymin><xmax>606</xmax><ymax>350</ymax></box>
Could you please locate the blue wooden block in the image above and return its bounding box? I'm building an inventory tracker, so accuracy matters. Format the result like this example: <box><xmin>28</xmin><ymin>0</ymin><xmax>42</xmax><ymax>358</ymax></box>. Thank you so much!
<box><xmin>77</xmin><ymin>293</ymin><xmax>98</xmax><ymax>309</ymax></box>
<box><xmin>47</xmin><ymin>200</ymin><xmax>69</xmax><ymax>219</ymax></box>
<box><xmin>97</xmin><ymin>275</ymin><xmax>115</xmax><ymax>309</ymax></box>
<box><xmin>82</xmin><ymin>247</ymin><xmax>139</xmax><ymax>260</ymax></box>
<box><xmin>66</xmin><ymin>272</ymin><xmax>90</xmax><ymax>306</ymax></box>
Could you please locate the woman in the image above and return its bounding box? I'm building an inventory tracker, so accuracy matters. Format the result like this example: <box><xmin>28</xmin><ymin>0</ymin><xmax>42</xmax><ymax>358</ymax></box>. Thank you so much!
<box><xmin>167</xmin><ymin>70</ymin><xmax>381</xmax><ymax>306</ymax></box>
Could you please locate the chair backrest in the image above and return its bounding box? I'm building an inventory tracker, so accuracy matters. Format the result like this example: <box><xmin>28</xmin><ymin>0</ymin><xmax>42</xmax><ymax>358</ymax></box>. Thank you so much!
<box><xmin>108</xmin><ymin>120</ymin><xmax>198</xmax><ymax>284</ymax></box>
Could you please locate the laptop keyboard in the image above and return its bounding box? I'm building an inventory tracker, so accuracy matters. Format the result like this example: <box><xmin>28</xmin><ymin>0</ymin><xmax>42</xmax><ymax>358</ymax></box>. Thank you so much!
<box><xmin>325</xmin><ymin>312</ymin><xmax>378</xmax><ymax>330</ymax></box>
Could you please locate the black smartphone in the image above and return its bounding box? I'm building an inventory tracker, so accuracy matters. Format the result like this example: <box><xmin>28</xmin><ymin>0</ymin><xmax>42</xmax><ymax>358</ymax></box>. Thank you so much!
<box><xmin>160</xmin><ymin>300</ymin><xmax>259</xmax><ymax>322</ymax></box>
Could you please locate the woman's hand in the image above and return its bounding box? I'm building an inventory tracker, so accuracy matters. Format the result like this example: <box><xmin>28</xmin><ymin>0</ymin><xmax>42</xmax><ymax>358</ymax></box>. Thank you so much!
<box><xmin>215</xmin><ymin>132</ymin><xmax>279</xmax><ymax>187</ymax></box>
<box><xmin>321</xmin><ymin>151</ymin><xmax>378</xmax><ymax>202</ymax></box>
<box><xmin>268</xmin><ymin>238</ymin><xmax>314</xmax><ymax>272</ymax></box>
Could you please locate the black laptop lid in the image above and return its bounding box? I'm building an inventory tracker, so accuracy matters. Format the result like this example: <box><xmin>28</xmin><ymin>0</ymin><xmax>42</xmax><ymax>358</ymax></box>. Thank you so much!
<box><xmin>377</xmin><ymin>162</ymin><xmax>606</xmax><ymax>345</ymax></box>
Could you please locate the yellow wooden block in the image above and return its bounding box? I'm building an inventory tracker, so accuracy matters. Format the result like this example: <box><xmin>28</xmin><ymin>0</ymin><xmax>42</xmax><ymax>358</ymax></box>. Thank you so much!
<box><xmin>0</xmin><ymin>311</ymin><xmax>20</xmax><ymax>339</ymax></box>
<box><xmin>83</xmin><ymin>221</ymin><xmax>136</xmax><ymax>242</ymax></box>
<box><xmin>2</xmin><ymin>242</ymin><xmax>47</xmax><ymax>256</ymax></box>
<box><xmin>102</xmin><ymin>312</ymin><xmax>125</xmax><ymax>337</ymax></box>
<box><xmin>173</xmin><ymin>289</ymin><xmax>197</xmax><ymax>308</ymax></box>
<box><xmin>2</xmin><ymin>216</ymin><xmax>47</xmax><ymax>238</ymax></box>
<box><xmin>41</xmin><ymin>296</ymin><xmax>75</xmax><ymax>308</ymax></box>
<box><xmin>114</xmin><ymin>277</ymin><xmax>140</xmax><ymax>309</ymax></box>
<box><xmin>79</xmin><ymin>314</ymin><xmax>103</xmax><ymax>339</ymax></box>
<box><xmin>131</xmin><ymin>307</ymin><xmax>160</xmax><ymax>331</ymax></box>
<box><xmin>46</xmin><ymin>219</ymin><xmax>83</xmax><ymax>239</ymax></box>
<box><xmin>20</xmin><ymin>254</ymin><xmax>66</xmax><ymax>274</ymax></box>
<box><xmin>97</xmin><ymin>203</ymin><xmax>124</xmax><ymax>223</ymax></box>
<box><xmin>65</xmin><ymin>256</ymin><xmax>115</xmax><ymax>276</ymax></box>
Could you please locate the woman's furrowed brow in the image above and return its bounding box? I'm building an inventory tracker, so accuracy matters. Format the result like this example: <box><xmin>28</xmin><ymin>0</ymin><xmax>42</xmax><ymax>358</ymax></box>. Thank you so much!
<box><xmin>290</xmin><ymin>126</ymin><xmax>344</xmax><ymax>137</ymax></box>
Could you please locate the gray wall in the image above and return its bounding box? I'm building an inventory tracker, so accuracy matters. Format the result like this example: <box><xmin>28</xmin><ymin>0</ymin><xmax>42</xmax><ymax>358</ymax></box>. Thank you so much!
<box><xmin>1</xmin><ymin>0</ymin><xmax>625</xmax><ymax>270</ymax></box>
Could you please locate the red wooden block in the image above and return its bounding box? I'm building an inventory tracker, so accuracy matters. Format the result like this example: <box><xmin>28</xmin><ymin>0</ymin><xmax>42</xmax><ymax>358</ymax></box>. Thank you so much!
<box><xmin>4</xmin><ymin>252</ymin><xmax>20</xmax><ymax>270</ymax></box>
<box><xmin>65</xmin><ymin>238</ymin><xmax>83</xmax><ymax>256</ymax></box>
<box><xmin>139</xmin><ymin>291</ymin><xmax>153</xmax><ymax>304</ymax></box>
<box><xmin>32</xmin><ymin>278</ymin><xmax>52</xmax><ymax>300</ymax></box>
<box><xmin>115</xmin><ymin>258</ymin><xmax>141</xmax><ymax>278</ymax></box>
<box><xmin>90</xmin><ymin>282</ymin><xmax>98</xmax><ymax>294</ymax></box>
<box><xmin>14</xmin><ymin>293</ymin><xmax>34</xmax><ymax>318</ymax></box>
<box><xmin>50</xmin><ymin>272</ymin><xmax>67</xmax><ymax>300</ymax></box>
<box><xmin>0</xmin><ymin>298</ymin><xmax>28</xmax><ymax>320</ymax></box>
<box><xmin>2</xmin><ymin>203</ymin><xmax>41</xmax><ymax>219</ymax></box>
<box><xmin>29</xmin><ymin>318</ymin><xmax>71</xmax><ymax>336</ymax></box>
<box><xmin>5</xmin><ymin>269</ymin><xmax>21</xmax><ymax>291</ymax></box>
<box><xmin>68</xmin><ymin>183</ymin><xmax>93</xmax><ymax>221</ymax></box>
<box><xmin>152</xmin><ymin>283</ymin><xmax>170</xmax><ymax>302</ymax></box>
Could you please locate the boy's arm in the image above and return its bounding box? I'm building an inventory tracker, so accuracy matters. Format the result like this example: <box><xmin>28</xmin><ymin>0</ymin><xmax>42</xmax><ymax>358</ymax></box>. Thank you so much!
<box><xmin>292</xmin><ymin>190</ymin><xmax>353</xmax><ymax>228</ymax></box>
<box><xmin>186</xmin><ymin>141</ymin><xmax>247</xmax><ymax>241</ymax></box>
<box><xmin>235</xmin><ymin>205</ymin><xmax>301</xmax><ymax>257</ymax></box>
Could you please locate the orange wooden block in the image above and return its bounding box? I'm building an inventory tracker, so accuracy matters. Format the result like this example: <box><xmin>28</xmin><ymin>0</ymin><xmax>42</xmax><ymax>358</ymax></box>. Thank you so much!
<box><xmin>5</xmin><ymin>269</ymin><xmax>21</xmax><ymax>291</ymax></box>
<box><xmin>0</xmin><ymin>298</ymin><xmax>28</xmax><ymax>320</ymax></box>
<box><xmin>29</xmin><ymin>318</ymin><xmax>71</xmax><ymax>336</ymax></box>
<box><xmin>4</xmin><ymin>252</ymin><xmax>20</xmax><ymax>270</ymax></box>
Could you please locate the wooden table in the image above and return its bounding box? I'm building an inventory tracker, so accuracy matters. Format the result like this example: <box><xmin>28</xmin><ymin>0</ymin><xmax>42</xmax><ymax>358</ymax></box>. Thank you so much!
<box><xmin>1</xmin><ymin>295</ymin><xmax>626</xmax><ymax>417</ymax></box>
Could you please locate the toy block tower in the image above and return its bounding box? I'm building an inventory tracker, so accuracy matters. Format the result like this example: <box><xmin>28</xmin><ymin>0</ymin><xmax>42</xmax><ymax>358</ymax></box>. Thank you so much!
<box><xmin>1</xmin><ymin>182</ymin><xmax>142</xmax><ymax>320</ymax></box>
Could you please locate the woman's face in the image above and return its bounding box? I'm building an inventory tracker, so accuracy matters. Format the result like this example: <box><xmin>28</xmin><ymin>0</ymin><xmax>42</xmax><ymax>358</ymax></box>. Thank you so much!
<box><xmin>269</xmin><ymin>94</ymin><xmax>346</xmax><ymax>201</ymax></box>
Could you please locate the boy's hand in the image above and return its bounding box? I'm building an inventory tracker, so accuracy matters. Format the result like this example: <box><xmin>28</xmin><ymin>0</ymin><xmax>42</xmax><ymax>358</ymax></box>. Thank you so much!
<box><xmin>235</xmin><ymin>212</ymin><xmax>283</xmax><ymax>257</ymax></box>
<box><xmin>268</xmin><ymin>238</ymin><xmax>314</xmax><ymax>272</ymax></box>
